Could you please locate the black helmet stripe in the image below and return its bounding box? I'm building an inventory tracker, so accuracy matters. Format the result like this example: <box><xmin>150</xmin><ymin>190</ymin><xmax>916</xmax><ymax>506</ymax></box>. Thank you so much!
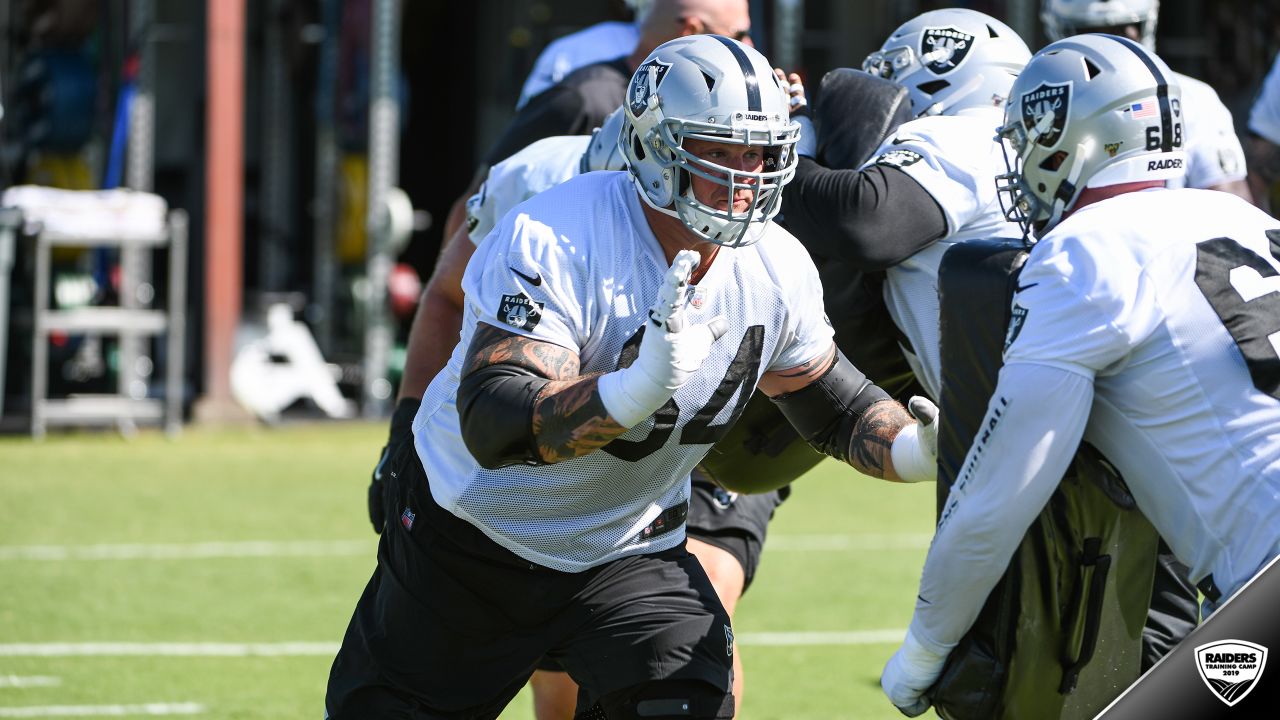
<box><xmin>1107</xmin><ymin>34</ymin><xmax>1173</xmax><ymax>153</ymax></box>
<box><xmin>712</xmin><ymin>34</ymin><xmax>761</xmax><ymax>111</ymax></box>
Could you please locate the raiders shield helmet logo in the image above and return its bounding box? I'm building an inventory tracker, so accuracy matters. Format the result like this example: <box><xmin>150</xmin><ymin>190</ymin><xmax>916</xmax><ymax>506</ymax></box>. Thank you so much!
<box><xmin>1020</xmin><ymin>82</ymin><xmax>1071</xmax><ymax>148</ymax></box>
<box><xmin>920</xmin><ymin>26</ymin><xmax>975</xmax><ymax>75</ymax></box>
<box><xmin>629</xmin><ymin>58</ymin><xmax>672</xmax><ymax>116</ymax></box>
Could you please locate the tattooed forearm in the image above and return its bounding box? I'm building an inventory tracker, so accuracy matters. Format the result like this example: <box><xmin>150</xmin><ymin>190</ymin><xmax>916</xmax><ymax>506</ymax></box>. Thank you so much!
<box><xmin>846</xmin><ymin>399</ymin><xmax>911</xmax><ymax>479</ymax></box>
<box><xmin>462</xmin><ymin>323</ymin><xmax>580</xmax><ymax>379</ymax></box>
<box><xmin>461</xmin><ymin>323</ymin><xmax>630</xmax><ymax>464</ymax></box>
<box><xmin>532</xmin><ymin>376</ymin><xmax>628</xmax><ymax>462</ymax></box>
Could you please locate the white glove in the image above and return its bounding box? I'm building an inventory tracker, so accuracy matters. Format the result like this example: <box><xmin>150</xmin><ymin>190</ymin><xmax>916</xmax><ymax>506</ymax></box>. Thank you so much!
<box><xmin>599</xmin><ymin>250</ymin><xmax>728</xmax><ymax>428</ymax></box>
<box><xmin>890</xmin><ymin>396</ymin><xmax>940</xmax><ymax>483</ymax></box>
<box><xmin>881</xmin><ymin>627</ymin><xmax>948</xmax><ymax>717</ymax></box>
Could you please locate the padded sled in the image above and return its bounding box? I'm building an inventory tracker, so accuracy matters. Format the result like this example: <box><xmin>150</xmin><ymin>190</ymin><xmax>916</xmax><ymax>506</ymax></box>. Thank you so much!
<box><xmin>929</xmin><ymin>240</ymin><xmax>1160</xmax><ymax>720</ymax></box>
<box><xmin>813</xmin><ymin>68</ymin><xmax>913</xmax><ymax>170</ymax></box>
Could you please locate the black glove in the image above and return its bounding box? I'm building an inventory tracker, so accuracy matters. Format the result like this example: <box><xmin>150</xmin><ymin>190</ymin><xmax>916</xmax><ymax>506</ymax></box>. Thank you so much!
<box><xmin>368</xmin><ymin>397</ymin><xmax>421</xmax><ymax>533</ymax></box>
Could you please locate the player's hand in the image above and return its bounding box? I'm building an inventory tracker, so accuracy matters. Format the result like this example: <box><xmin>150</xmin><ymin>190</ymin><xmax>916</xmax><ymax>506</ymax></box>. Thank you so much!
<box><xmin>909</xmin><ymin>395</ymin><xmax>939</xmax><ymax>459</ymax></box>
<box><xmin>881</xmin><ymin>628</ymin><xmax>948</xmax><ymax>717</ymax></box>
<box><xmin>599</xmin><ymin>250</ymin><xmax>728</xmax><ymax>428</ymax></box>
<box><xmin>367</xmin><ymin>398</ymin><xmax>421</xmax><ymax>533</ymax></box>
<box><xmin>639</xmin><ymin>250</ymin><xmax>728</xmax><ymax>388</ymax></box>
<box><xmin>890</xmin><ymin>396</ymin><xmax>940</xmax><ymax>483</ymax></box>
<box><xmin>774</xmin><ymin>68</ymin><xmax>808</xmax><ymax>115</ymax></box>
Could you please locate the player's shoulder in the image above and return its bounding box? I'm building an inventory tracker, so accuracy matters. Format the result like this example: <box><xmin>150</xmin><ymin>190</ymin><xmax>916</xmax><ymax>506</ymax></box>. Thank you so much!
<box><xmin>496</xmin><ymin>171</ymin><xmax>632</xmax><ymax>252</ymax></box>
<box><xmin>492</xmin><ymin>135</ymin><xmax>590</xmax><ymax>181</ymax></box>
<box><xmin>1172</xmin><ymin>71</ymin><xmax>1226</xmax><ymax>106</ymax></box>
<box><xmin>747</xmin><ymin>222</ymin><xmax>821</xmax><ymax>289</ymax></box>
<box><xmin>1029</xmin><ymin>189</ymin><xmax>1242</xmax><ymax>281</ymax></box>
<box><xmin>870</xmin><ymin>109</ymin><xmax>1003</xmax><ymax>168</ymax></box>
<box><xmin>892</xmin><ymin>109</ymin><xmax>1001</xmax><ymax>147</ymax></box>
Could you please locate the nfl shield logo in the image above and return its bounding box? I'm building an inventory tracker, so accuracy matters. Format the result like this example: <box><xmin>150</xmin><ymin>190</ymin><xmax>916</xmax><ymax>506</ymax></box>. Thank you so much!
<box><xmin>920</xmin><ymin>26</ymin><xmax>975</xmax><ymax>75</ymax></box>
<box><xmin>401</xmin><ymin>507</ymin><xmax>416</xmax><ymax>531</ymax></box>
<box><xmin>1020</xmin><ymin>82</ymin><xmax>1071</xmax><ymax>148</ymax></box>
<box><xmin>1195</xmin><ymin>639</ymin><xmax>1268</xmax><ymax>706</ymax></box>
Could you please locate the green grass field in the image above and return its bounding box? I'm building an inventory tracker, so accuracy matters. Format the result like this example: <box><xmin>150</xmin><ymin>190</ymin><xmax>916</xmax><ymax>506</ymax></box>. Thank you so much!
<box><xmin>0</xmin><ymin>423</ymin><xmax>936</xmax><ymax>719</ymax></box>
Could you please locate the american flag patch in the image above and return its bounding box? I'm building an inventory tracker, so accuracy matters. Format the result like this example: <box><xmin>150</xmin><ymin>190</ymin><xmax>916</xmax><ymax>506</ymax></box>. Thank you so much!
<box><xmin>1129</xmin><ymin>100</ymin><xmax>1157</xmax><ymax>119</ymax></box>
<box><xmin>401</xmin><ymin>507</ymin><xmax>416</xmax><ymax>530</ymax></box>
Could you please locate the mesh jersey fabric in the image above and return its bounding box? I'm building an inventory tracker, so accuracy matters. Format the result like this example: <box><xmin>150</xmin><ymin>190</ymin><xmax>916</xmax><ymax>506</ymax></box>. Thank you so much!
<box><xmin>414</xmin><ymin>171</ymin><xmax>833</xmax><ymax>572</ymax></box>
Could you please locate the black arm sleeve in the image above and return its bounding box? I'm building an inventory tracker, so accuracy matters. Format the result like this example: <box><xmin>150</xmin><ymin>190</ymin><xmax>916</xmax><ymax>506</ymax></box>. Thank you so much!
<box><xmin>456</xmin><ymin>362</ymin><xmax>550</xmax><ymax>470</ymax></box>
<box><xmin>770</xmin><ymin>349</ymin><xmax>892</xmax><ymax>464</ymax></box>
<box><xmin>781</xmin><ymin>156</ymin><xmax>949</xmax><ymax>271</ymax></box>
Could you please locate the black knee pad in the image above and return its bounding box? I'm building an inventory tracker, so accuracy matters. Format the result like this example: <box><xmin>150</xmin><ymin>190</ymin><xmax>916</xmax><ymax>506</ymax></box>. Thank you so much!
<box><xmin>578</xmin><ymin>679</ymin><xmax>733</xmax><ymax>719</ymax></box>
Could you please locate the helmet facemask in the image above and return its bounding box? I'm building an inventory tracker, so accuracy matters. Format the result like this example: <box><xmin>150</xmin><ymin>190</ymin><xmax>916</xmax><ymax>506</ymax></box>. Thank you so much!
<box><xmin>620</xmin><ymin>36</ymin><xmax>800</xmax><ymax>248</ymax></box>
<box><xmin>658</xmin><ymin>117</ymin><xmax>798</xmax><ymax>248</ymax></box>
<box><xmin>995</xmin><ymin>104</ymin><xmax>1088</xmax><ymax>239</ymax></box>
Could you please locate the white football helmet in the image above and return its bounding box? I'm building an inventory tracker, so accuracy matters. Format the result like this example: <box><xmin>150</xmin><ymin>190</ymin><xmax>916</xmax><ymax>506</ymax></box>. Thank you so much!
<box><xmin>1042</xmin><ymin>0</ymin><xmax>1160</xmax><ymax>51</ymax></box>
<box><xmin>862</xmin><ymin>9</ymin><xmax>1031</xmax><ymax>117</ymax></box>
<box><xmin>996</xmin><ymin>34</ymin><xmax>1186</xmax><ymax>236</ymax></box>
<box><xmin>580</xmin><ymin>106</ymin><xmax>628</xmax><ymax>173</ymax></box>
<box><xmin>619</xmin><ymin>34</ymin><xmax>799</xmax><ymax>248</ymax></box>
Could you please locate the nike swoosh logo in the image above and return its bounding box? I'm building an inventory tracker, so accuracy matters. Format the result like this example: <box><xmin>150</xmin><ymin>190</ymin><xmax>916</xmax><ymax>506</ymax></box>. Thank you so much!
<box><xmin>511</xmin><ymin>268</ymin><xmax>542</xmax><ymax>286</ymax></box>
<box><xmin>917</xmin><ymin>595</ymin><xmax>932</xmax><ymax>606</ymax></box>
<box><xmin>1014</xmin><ymin>281</ymin><xmax>1039</xmax><ymax>293</ymax></box>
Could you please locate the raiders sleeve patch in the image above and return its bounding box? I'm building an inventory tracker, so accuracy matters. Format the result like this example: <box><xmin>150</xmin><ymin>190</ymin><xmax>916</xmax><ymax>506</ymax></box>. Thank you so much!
<box><xmin>1003</xmin><ymin>303</ymin><xmax>1028</xmax><ymax>352</ymax></box>
<box><xmin>874</xmin><ymin>148</ymin><xmax>924</xmax><ymax>169</ymax></box>
<box><xmin>498</xmin><ymin>294</ymin><xmax>544</xmax><ymax>331</ymax></box>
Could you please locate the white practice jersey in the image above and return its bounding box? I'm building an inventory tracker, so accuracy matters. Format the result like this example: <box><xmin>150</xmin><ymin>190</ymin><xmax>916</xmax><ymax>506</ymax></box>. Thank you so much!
<box><xmin>911</xmin><ymin>188</ymin><xmax>1280</xmax><ymax>652</ymax></box>
<box><xmin>865</xmin><ymin>107</ymin><xmax>1023</xmax><ymax>399</ymax></box>
<box><xmin>1166</xmin><ymin>71</ymin><xmax>1248</xmax><ymax>190</ymax></box>
<box><xmin>1249</xmin><ymin>52</ymin><xmax>1280</xmax><ymax>145</ymax></box>
<box><xmin>466</xmin><ymin>135</ymin><xmax>590</xmax><ymax>244</ymax></box>
<box><xmin>414</xmin><ymin>171</ymin><xmax>833</xmax><ymax>572</ymax></box>
<box><xmin>517</xmin><ymin>21</ymin><xmax>640</xmax><ymax>109</ymax></box>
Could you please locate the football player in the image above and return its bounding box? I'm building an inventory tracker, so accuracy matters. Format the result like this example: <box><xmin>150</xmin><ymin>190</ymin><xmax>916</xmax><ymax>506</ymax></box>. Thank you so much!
<box><xmin>881</xmin><ymin>34</ymin><xmax>1280</xmax><ymax>717</ymax></box>
<box><xmin>330</xmin><ymin>35</ymin><xmax>939</xmax><ymax>719</ymax></box>
<box><xmin>1246</xmin><ymin>51</ymin><xmax>1280</xmax><ymax>212</ymax></box>
<box><xmin>375</xmin><ymin>101</ymin><xmax>799</xmax><ymax>718</ymax></box>
<box><xmin>1041</xmin><ymin>0</ymin><xmax>1253</xmax><ymax>202</ymax></box>
<box><xmin>782</xmin><ymin>8</ymin><xmax>1031</xmax><ymax>401</ymax></box>
<box><xmin>516</xmin><ymin>0</ymin><xmax>652</xmax><ymax>109</ymax></box>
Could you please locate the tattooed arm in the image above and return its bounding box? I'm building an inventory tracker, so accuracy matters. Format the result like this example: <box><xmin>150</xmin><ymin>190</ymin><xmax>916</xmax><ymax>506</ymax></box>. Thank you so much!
<box><xmin>457</xmin><ymin>322</ymin><xmax>630</xmax><ymax>468</ymax></box>
<box><xmin>759</xmin><ymin>342</ymin><xmax>920</xmax><ymax>481</ymax></box>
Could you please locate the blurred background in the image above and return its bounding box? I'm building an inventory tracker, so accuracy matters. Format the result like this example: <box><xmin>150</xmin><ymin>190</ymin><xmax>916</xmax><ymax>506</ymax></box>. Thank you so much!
<box><xmin>0</xmin><ymin>0</ymin><xmax>1277</xmax><ymax>435</ymax></box>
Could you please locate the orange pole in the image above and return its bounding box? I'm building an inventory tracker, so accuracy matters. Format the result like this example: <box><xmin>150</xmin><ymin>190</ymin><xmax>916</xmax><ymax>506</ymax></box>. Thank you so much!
<box><xmin>201</xmin><ymin>0</ymin><xmax>245</xmax><ymax>413</ymax></box>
